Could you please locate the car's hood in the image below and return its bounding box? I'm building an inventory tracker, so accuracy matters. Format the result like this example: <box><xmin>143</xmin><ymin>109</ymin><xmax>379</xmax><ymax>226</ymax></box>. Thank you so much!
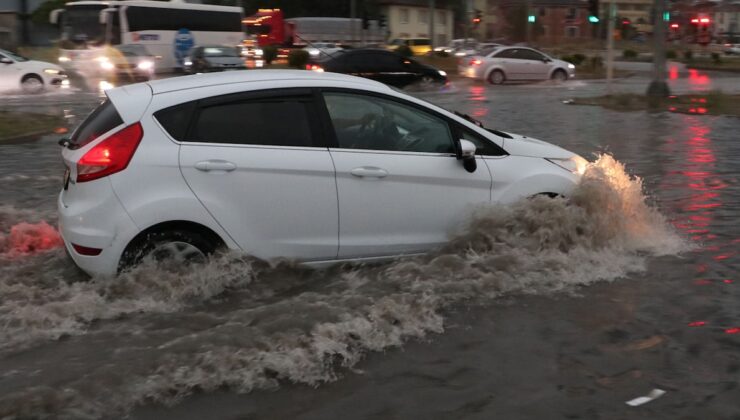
<box><xmin>499</xmin><ymin>132</ymin><xmax>575</xmax><ymax>159</ymax></box>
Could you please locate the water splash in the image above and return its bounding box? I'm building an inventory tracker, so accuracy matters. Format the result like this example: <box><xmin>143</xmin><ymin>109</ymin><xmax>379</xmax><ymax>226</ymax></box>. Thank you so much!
<box><xmin>0</xmin><ymin>154</ymin><xmax>688</xmax><ymax>419</ymax></box>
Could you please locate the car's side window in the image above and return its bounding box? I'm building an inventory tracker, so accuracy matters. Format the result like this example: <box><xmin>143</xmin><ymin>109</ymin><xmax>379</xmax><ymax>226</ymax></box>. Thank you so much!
<box><xmin>191</xmin><ymin>96</ymin><xmax>317</xmax><ymax>147</ymax></box>
<box><xmin>519</xmin><ymin>49</ymin><xmax>545</xmax><ymax>61</ymax></box>
<box><xmin>494</xmin><ymin>49</ymin><xmax>516</xmax><ymax>59</ymax></box>
<box><xmin>323</xmin><ymin>92</ymin><xmax>455</xmax><ymax>154</ymax></box>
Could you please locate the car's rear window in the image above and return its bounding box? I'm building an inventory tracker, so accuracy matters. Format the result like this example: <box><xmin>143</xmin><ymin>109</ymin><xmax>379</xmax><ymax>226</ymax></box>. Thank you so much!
<box><xmin>71</xmin><ymin>100</ymin><xmax>123</xmax><ymax>148</ymax></box>
<box><xmin>154</xmin><ymin>102</ymin><xmax>197</xmax><ymax>141</ymax></box>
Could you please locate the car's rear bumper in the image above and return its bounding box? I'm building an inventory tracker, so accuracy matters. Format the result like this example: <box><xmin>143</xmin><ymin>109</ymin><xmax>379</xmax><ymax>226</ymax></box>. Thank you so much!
<box><xmin>57</xmin><ymin>185</ymin><xmax>139</xmax><ymax>277</ymax></box>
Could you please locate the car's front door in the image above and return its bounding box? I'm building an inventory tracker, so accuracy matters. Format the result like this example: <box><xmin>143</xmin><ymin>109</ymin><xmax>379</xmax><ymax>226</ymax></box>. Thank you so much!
<box><xmin>320</xmin><ymin>90</ymin><xmax>492</xmax><ymax>258</ymax></box>
<box><xmin>176</xmin><ymin>88</ymin><xmax>339</xmax><ymax>261</ymax></box>
<box><xmin>517</xmin><ymin>49</ymin><xmax>551</xmax><ymax>79</ymax></box>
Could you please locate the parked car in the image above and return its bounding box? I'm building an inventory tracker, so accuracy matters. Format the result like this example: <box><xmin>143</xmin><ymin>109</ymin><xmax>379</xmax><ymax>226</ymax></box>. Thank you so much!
<box><xmin>459</xmin><ymin>46</ymin><xmax>575</xmax><ymax>84</ymax></box>
<box><xmin>0</xmin><ymin>48</ymin><xmax>68</xmax><ymax>93</ymax></box>
<box><xmin>311</xmin><ymin>49</ymin><xmax>447</xmax><ymax>88</ymax></box>
<box><xmin>184</xmin><ymin>46</ymin><xmax>246</xmax><ymax>73</ymax></box>
<box><xmin>58</xmin><ymin>70</ymin><xmax>586</xmax><ymax>276</ymax></box>
<box><xmin>387</xmin><ymin>38</ymin><xmax>432</xmax><ymax>55</ymax></box>
<box><xmin>97</xmin><ymin>45</ymin><xmax>156</xmax><ymax>82</ymax></box>
<box><xmin>304</xmin><ymin>42</ymin><xmax>344</xmax><ymax>59</ymax></box>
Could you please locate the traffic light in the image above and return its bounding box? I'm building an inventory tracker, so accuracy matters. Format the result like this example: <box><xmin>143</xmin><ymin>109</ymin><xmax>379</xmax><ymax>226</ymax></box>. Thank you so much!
<box><xmin>527</xmin><ymin>14</ymin><xmax>535</xmax><ymax>23</ymax></box>
<box><xmin>378</xmin><ymin>14</ymin><xmax>386</xmax><ymax>28</ymax></box>
<box><xmin>472</xmin><ymin>9</ymin><xmax>482</xmax><ymax>25</ymax></box>
<box><xmin>588</xmin><ymin>0</ymin><xmax>600</xmax><ymax>23</ymax></box>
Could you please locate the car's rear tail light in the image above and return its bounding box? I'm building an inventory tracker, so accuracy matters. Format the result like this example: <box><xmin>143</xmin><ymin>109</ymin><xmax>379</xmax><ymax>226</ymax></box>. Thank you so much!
<box><xmin>72</xmin><ymin>243</ymin><xmax>103</xmax><ymax>256</ymax></box>
<box><xmin>306</xmin><ymin>64</ymin><xmax>324</xmax><ymax>72</ymax></box>
<box><xmin>76</xmin><ymin>122</ymin><xmax>143</xmax><ymax>183</ymax></box>
<box><xmin>470</xmin><ymin>59</ymin><xmax>482</xmax><ymax>66</ymax></box>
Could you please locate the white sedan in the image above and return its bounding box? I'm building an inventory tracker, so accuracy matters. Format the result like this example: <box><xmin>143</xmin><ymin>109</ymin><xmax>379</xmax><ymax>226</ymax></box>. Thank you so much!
<box><xmin>304</xmin><ymin>42</ymin><xmax>343</xmax><ymax>59</ymax></box>
<box><xmin>0</xmin><ymin>48</ymin><xmax>69</xmax><ymax>93</ymax></box>
<box><xmin>58</xmin><ymin>70</ymin><xmax>586</xmax><ymax>276</ymax></box>
<box><xmin>459</xmin><ymin>46</ymin><xmax>575</xmax><ymax>84</ymax></box>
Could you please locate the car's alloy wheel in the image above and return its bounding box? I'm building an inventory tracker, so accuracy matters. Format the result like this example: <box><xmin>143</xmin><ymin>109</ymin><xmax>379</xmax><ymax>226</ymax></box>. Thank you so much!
<box><xmin>21</xmin><ymin>75</ymin><xmax>44</xmax><ymax>93</ymax></box>
<box><xmin>119</xmin><ymin>229</ymin><xmax>219</xmax><ymax>273</ymax></box>
<box><xmin>488</xmin><ymin>70</ymin><xmax>505</xmax><ymax>85</ymax></box>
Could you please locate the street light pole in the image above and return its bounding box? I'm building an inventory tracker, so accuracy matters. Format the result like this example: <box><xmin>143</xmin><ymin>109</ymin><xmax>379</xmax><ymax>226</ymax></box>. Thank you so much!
<box><xmin>350</xmin><ymin>0</ymin><xmax>356</xmax><ymax>46</ymax></box>
<box><xmin>606</xmin><ymin>0</ymin><xmax>616</xmax><ymax>94</ymax></box>
<box><xmin>646</xmin><ymin>0</ymin><xmax>671</xmax><ymax>96</ymax></box>
<box><xmin>429</xmin><ymin>0</ymin><xmax>435</xmax><ymax>50</ymax></box>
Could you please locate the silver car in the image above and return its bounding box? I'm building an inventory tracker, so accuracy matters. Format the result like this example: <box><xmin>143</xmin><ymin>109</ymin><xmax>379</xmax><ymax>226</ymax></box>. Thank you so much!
<box><xmin>459</xmin><ymin>46</ymin><xmax>575</xmax><ymax>84</ymax></box>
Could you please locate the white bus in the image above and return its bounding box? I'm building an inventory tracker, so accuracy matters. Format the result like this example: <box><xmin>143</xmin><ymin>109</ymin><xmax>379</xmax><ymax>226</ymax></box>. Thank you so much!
<box><xmin>51</xmin><ymin>0</ymin><xmax>243</xmax><ymax>71</ymax></box>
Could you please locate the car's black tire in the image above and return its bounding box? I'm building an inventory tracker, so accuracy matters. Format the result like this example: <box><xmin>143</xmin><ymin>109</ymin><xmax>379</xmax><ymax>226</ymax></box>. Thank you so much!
<box><xmin>119</xmin><ymin>229</ymin><xmax>220</xmax><ymax>273</ymax></box>
<box><xmin>488</xmin><ymin>69</ymin><xmax>505</xmax><ymax>85</ymax></box>
<box><xmin>551</xmin><ymin>69</ymin><xmax>568</xmax><ymax>83</ymax></box>
<box><xmin>21</xmin><ymin>74</ymin><xmax>44</xmax><ymax>93</ymax></box>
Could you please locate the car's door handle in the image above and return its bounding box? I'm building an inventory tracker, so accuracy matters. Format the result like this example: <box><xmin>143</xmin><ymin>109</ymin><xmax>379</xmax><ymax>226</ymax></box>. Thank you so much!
<box><xmin>194</xmin><ymin>160</ymin><xmax>237</xmax><ymax>172</ymax></box>
<box><xmin>350</xmin><ymin>166</ymin><xmax>388</xmax><ymax>178</ymax></box>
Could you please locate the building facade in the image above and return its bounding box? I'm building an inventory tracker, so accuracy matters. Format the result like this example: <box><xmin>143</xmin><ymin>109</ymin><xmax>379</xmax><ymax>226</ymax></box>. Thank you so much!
<box><xmin>379</xmin><ymin>0</ymin><xmax>455</xmax><ymax>46</ymax></box>
<box><xmin>600</xmin><ymin>0</ymin><xmax>655</xmax><ymax>34</ymax></box>
<box><xmin>492</xmin><ymin>0</ymin><xmax>594</xmax><ymax>44</ymax></box>
<box><xmin>713</xmin><ymin>1</ymin><xmax>740</xmax><ymax>39</ymax></box>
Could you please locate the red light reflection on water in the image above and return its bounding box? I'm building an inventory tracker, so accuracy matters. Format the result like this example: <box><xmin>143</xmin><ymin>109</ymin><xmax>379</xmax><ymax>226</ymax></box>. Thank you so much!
<box><xmin>726</xmin><ymin>327</ymin><xmax>740</xmax><ymax>334</ymax></box>
<box><xmin>669</xmin><ymin>66</ymin><xmax>679</xmax><ymax>80</ymax></box>
<box><xmin>687</xmin><ymin>69</ymin><xmax>710</xmax><ymax>85</ymax></box>
<box><xmin>0</xmin><ymin>222</ymin><xmax>63</xmax><ymax>257</ymax></box>
<box><xmin>688</xmin><ymin>321</ymin><xmax>707</xmax><ymax>327</ymax></box>
<box><xmin>468</xmin><ymin>85</ymin><xmax>488</xmax><ymax>118</ymax></box>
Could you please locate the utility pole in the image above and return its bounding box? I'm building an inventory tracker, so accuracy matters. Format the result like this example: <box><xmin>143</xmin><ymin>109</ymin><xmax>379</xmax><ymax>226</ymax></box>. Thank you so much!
<box><xmin>19</xmin><ymin>0</ymin><xmax>30</xmax><ymax>45</ymax></box>
<box><xmin>606</xmin><ymin>0</ymin><xmax>616</xmax><ymax>93</ymax></box>
<box><xmin>429</xmin><ymin>0</ymin><xmax>435</xmax><ymax>49</ymax></box>
<box><xmin>350</xmin><ymin>0</ymin><xmax>356</xmax><ymax>46</ymax></box>
<box><xmin>525</xmin><ymin>0</ymin><xmax>532</xmax><ymax>44</ymax></box>
<box><xmin>646</xmin><ymin>0</ymin><xmax>670</xmax><ymax>96</ymax></box>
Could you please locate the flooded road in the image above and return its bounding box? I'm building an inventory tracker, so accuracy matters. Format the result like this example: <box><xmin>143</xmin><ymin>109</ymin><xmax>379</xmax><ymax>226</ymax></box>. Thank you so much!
<box><xmin>0</xmin><ymin>72</ymin><xmax>738</xmax><ymax>419</ymax></box>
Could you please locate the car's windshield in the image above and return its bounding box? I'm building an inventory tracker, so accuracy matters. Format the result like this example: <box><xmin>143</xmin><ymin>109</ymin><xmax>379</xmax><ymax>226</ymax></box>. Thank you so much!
<box><xmin>203</xmin><ymin>47</ymin><xmax>240</xmax><ymax>57</ymax></box>
<box><xmin>61</xmin><ymin>5</ymin><xmax>106</xmax><ymax>46</ymax></box>
<box><xmin>0</xmin><ymin>49</ymin><xmax>28</xmax><ymax>62</ymax></box>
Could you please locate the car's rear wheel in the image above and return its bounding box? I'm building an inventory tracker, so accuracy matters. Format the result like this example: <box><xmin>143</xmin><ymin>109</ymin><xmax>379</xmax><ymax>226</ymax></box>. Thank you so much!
<box><xmin>551</xmin><ymin>69</ymin><xmax>568</xmax><ymax>83</ymax></box>
<box><xmin>119</xmin><ymin>229</ymin><xmax>220</xmax><ymax>273</ymax></box>
<box><xmin>488</xmin><ymin>69</ymin><xmax>505</xmax><ymax>85</ymax></box>
<box><xmin>21</xmin><ymin>74</ymin><xmax>44</xmax><ymax>93</ymax></box>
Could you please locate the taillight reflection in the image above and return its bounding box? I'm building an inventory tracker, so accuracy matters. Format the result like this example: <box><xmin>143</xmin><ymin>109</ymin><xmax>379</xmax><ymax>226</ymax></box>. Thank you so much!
<box><xmin>77</xmin><ymin>123</ymin><xmax>143</xmax><ymax>183</ymax></box>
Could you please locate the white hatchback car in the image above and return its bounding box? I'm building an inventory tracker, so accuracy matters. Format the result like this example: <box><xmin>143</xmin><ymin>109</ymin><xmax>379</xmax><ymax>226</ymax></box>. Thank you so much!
<box><xmin>0</xmin><ymin>48</ymin><xmax>68</xmax><ymax>93</ymax></box>
<box><xmin>459</xmin><ymin>46</ymin><xmax>575</xmax><ymax>84</ymax></box>
<box><xmin>58</xmin><ymin>70</ymin><xmax>586</xmax><ymax>276</ymax></box>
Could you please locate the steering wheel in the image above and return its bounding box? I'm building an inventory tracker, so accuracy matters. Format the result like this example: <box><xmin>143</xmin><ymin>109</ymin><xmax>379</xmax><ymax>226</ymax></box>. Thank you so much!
<box><xmin>400</xmin><ymin>126</ymin><xmax>431</xmax><ymax>151</ymax></box>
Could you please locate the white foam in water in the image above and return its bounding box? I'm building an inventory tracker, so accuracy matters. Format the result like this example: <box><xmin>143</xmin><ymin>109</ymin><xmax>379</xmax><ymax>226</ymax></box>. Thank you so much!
<box><xmin>0</xmin><ymin>154</ymin><xmax>688</xmax><ymax>418</ymax></box>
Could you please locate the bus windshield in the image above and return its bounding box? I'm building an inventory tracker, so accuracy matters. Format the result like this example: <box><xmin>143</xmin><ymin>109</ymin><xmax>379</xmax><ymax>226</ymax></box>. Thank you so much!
<box><xmin>62</xmin><ymin>5</ymin><xmax>106</xmax><ymax>46</ymax></box>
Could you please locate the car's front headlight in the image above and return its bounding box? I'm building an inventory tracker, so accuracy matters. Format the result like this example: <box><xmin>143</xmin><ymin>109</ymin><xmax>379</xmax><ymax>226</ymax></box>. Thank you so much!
<box><xmin>568</xmin><ymin>63</ymin><xmax>575</xmax><ymax>69</ymax></box>
<box><xmin>438</xmin><ymin>70</ymin><xmax>447</xmax><ymax>77</ymax></box>
<box><xmin>254</xmin><ymin>49</ymin><xmax>264</xmax><ymax>56</ymax></box>
<box><xmin>546</xmin><ymin>156</ymin><xmax>588</xmax><ymax>175</ymax></box>
<box><xmin>44</xmin><ymin>68</ymin><xmax>61</xmax><ymax>75</ymax></box>
<box><xmin>137</xmin><ymin>60</ymin><xmax>154</xmax><ymax>70</ymax></box>
<box><xmin>184</xmin><ymin>60</ymin><xmax>193</xmax><ymax>66</ymax></box>
<box><xmin>308</xmin><ymin>49</ymin><xmax>320</xmax><ymax>56</ymax></box>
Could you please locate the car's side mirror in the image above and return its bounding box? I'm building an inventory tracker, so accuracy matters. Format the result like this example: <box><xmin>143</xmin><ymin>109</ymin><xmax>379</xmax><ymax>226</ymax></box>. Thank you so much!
<box><xmin>542</xmin><ymin>57</ymin><xmax>551</xmax><ymax>63</ymax></box>
<box><xmin>457</xmin><ymin>139</ymin><xmax>477</xmax><ymax>173</ymax></box>
<box><xmin>0</xmin><ymin>57</ymin><xmax>12</xmax><ymax>64</ymax></box>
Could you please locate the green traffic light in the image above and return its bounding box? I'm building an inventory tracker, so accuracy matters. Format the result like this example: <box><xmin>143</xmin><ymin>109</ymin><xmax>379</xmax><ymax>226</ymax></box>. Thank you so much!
<box><xmin>588</xmin><ymin>15</ymin><xmax>600</xmax><ymax>23</ymax></box>
<box><xmin>527</xmin><ymin>15</ymin><xmax>535</xmax><ymax>23</ymax></box>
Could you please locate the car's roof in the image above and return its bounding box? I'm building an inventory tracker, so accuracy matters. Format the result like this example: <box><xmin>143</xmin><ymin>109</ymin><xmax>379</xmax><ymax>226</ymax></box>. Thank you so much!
<box><xmin>145</xmin><ymin>70</ymin><xmax>391</xmax><ymax>94</ymax></box>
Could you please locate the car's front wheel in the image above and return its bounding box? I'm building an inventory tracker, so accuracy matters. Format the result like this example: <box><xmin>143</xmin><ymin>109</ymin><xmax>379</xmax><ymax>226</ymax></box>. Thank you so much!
<box><xmin>488</xmin><ymin>69</ymin><xmax>505</xmax><ymax>85</ymax></box>
<box><xmin>119</xmin><ymin>229</ymin><xmax>220</xmax><ymax>273</ymax></box>
<box><xmin>21</xmin><ymin>74</ymin><xmax>44</xmax><ymax>93</ymax></box>
<box><xmin>551</xmin><ymin>69</ymin><xmax>568</xmax><ymax>83</ymax></box>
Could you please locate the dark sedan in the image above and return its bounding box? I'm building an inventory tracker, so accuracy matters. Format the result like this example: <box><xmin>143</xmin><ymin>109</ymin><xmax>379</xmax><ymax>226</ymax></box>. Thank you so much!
<box><xmin>311</xmin><ymin>49</ymin><xmax>448</xmax><ymax>88</ymax></box>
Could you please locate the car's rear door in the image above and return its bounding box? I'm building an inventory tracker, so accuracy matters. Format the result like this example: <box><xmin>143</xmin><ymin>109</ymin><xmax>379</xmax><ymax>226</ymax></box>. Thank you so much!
<box><xmin>174</xmin><ymin>88</ymin><xmax>339</xmax><ymax>261</ymax></box>
<box><xmin>319</xmin><ymin>89</ymin><xmax>492</xmax><ymax>258</ymax></box>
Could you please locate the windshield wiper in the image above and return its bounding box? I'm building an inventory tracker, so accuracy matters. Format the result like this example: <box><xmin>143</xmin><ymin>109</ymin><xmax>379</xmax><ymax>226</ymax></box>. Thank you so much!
<box><xmin>453</xmin><ymin>111</ymin><xmax>513</xmax><ymax>139</ymax></box>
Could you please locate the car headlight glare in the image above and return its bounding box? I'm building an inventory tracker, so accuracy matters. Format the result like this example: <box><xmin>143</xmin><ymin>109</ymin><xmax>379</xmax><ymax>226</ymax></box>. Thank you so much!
<box><xmin>100</xmin><ymin>61</ymin><xmax>114</xmax><ymax>70</ymax></box>
<box><xmin>44</xmin><ymin>68</ymin><xmax>61</xmax><ymax>75</ymax></box>
<box><xmin>137</xmin><ymin>60</ymin><xmax>154</xmax><ymax>70</ymax></box>
<box><xmin>438</xmin><ymin>70</ymin><xmax>447</xmax><ymax>77</ymax></box>
<box><xmin>568</xmin><ymin>63</ymin><xmax>575</xmax><ymax>69</ymax></box>
<box><xmin>546</xmin><ymin>156</ymin><xmax>588</xmax><ymax>175</ymax></box>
